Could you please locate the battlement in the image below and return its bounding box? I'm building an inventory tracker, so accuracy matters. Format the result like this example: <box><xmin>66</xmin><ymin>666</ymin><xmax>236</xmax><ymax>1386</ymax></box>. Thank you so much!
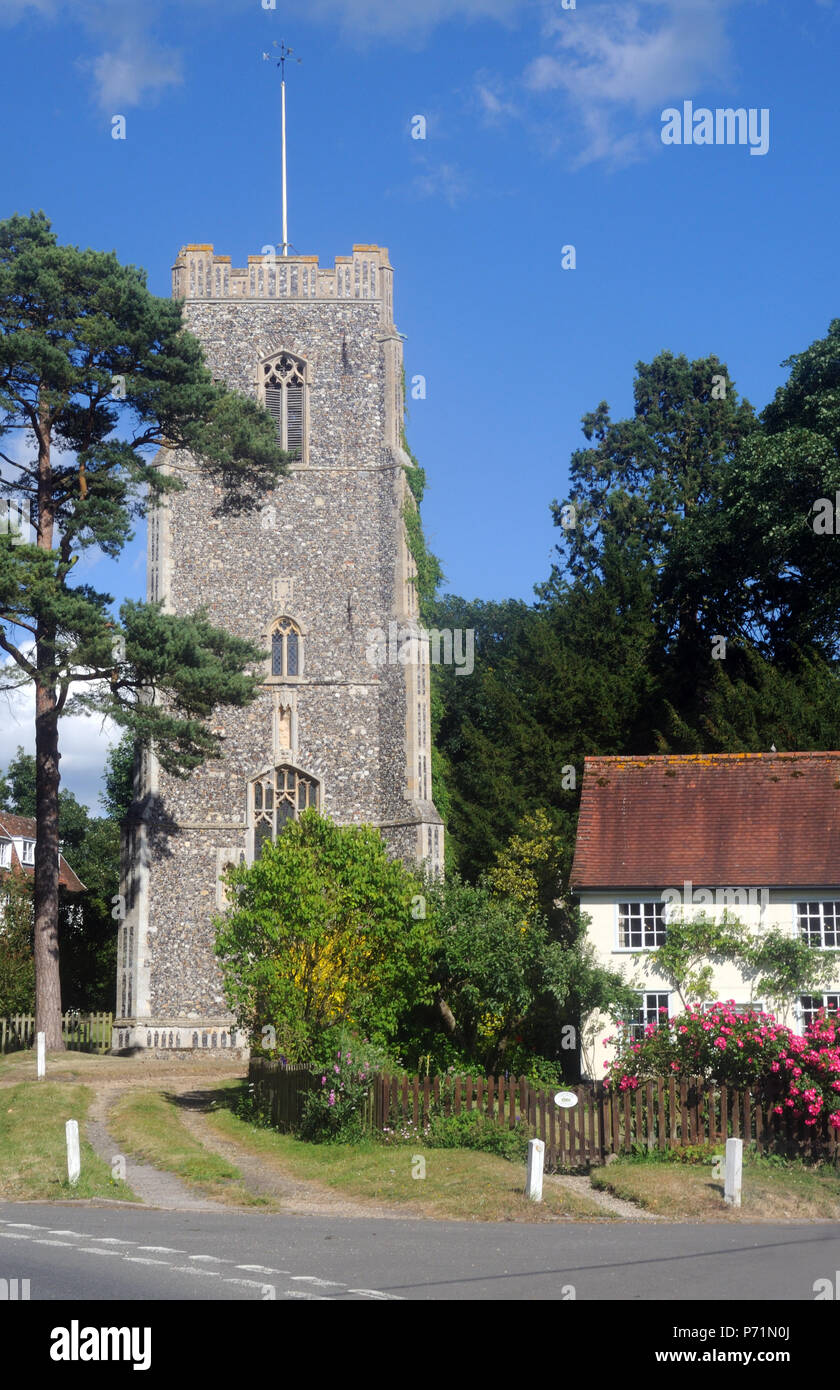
<box><xmin>172</xmin><ymin>243</ymin><xmax>394</xmax><ymax>318</ymax></box>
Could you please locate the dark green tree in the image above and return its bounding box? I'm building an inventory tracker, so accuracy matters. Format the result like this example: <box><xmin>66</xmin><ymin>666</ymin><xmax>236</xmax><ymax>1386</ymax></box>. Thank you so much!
<box><xmin>0</xmin><ymin>744</ymin><xmax>118</xmax><ymax>1010</ymax></box>
<box><xmin>0</xmin><ymin>211</ymin><xmax>290</xmax><ymax>1046</ymax></box>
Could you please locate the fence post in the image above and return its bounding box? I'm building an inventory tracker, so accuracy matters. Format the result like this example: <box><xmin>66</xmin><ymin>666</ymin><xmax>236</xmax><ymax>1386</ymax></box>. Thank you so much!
<box><xmin>724</xmin><ymin>1137</ymin><xmax>743</xmax><ymax>1208</ymax></box>
<box><xmin>66</xmin><ymin>1120</ymin><xmax>81</xmax><ymax>1186</ymax></box>
<box><xmin>525</xmin><ymin>1138</ymin><xmax>545</xmax><ymax>1201</ymax></box>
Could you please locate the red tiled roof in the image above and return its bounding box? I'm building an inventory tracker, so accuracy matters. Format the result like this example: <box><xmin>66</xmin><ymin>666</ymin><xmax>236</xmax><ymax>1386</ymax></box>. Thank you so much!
<box><xmin>0</xmin><ymin>813</ymin><xmax>86</xmax><ymax>893</ymax></box>
<box><xmin>570</xmin><ymin>752</ymin><xmax>840</xmax><ymax>890</ymax></box>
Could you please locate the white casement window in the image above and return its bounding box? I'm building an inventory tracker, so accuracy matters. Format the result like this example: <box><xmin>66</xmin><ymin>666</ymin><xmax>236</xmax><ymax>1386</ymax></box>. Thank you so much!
<box><xmin>0</xmin><ymin>841</ymin><xmax>11</xmax><ymax>869</ymax></box>
<box><xmin>617</xmin><ymin>900</ymin><xmax>666</xmax><ymax>949</ymax></box>
<box><xmin>628</xmin><ymin>992</ymin><xmax>670</xmax><ymax>1041</ymax></box>
<box><xmin>21</xmin><ymin>840</ymin><xmax>35</xmax><ymax>865</ymax></box>
<box><xmin>800</xmin><ymin>994</ymin><xmax>840</xmax><ymax>1029</ymax></box>
<box><xmin>261</xmin><ymin>353</ymin><xmax>306</xmax><ymax>460</ymax></box>
<box><xmin>797</xmin><ymin>901</ymin><xmax>840</xmax><ymax>949</ymax></box>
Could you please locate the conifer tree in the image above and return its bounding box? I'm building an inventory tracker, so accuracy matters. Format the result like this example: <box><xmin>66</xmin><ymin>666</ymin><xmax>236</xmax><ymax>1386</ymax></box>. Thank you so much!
<box><xmin>0</xmin><ymin>212</ymin><xmax>290</xmax><ymax>1047</ymax></box>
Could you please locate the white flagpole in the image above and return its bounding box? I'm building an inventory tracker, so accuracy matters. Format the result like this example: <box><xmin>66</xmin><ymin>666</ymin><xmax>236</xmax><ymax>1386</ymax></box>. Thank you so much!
<box><xmin>281</xmin><ymin>74</ymin><xmax>288</xmax><ymax>257</ymax></box>
<box><xmin>264</xmin><ymin>42</ymin><xmax>300</xmax><ymax>257</ymax></box>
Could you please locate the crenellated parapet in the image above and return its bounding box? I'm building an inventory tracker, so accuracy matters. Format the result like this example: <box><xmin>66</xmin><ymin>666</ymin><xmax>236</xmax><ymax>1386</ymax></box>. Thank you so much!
<box><xmin>172</xmin><ymin>243</ymin><xmax>394</xmax><ymax>323</ymax></box>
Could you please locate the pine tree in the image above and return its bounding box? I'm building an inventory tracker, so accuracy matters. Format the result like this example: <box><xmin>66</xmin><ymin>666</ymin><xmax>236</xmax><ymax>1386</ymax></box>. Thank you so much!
<box><xmin>0</xmin><ymin>212</ymin><xmax>290</xmax><ymax>1047</ymax></box>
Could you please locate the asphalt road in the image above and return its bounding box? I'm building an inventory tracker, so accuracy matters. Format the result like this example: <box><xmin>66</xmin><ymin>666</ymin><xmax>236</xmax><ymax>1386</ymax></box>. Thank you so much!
<box><xmin>1</xmin><ymin>1203</ymin><xmax>838</xmax><ymax>1301</ymax></box>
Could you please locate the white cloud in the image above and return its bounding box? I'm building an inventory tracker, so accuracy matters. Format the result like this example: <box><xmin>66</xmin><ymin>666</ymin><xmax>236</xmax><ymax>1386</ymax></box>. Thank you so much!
<box><xmin>87</xmin><ymin>36</ymin><xmax>182</xmax><ymax>111</ymax></box>
<box><xmin>0</xmin><ymin>0</ymin><xmax>59</xmax><ymax>18</ymax></box>
<box><xmin>475</xmin><ymin>74</ymin><xmax>521</xmax><ymax>123</ymax></box>
<box><xmin>297</xmin><ymin>0</ymin><xmax>529</xmax><ymax>38</ymax></box>
<box><xmin>0</xmin><ymin>0</ymin><xmax>183</xmax><ymax>108</ymax></box>
<box><xmin>0</xmin><ymin>661</ymin><xmax>118</xmax><ymax>813</ymax></box>
<box><xmin>399</xmin><ymin>157</ymin><xmax>471</xmax><ymax>207</ymax></box>
<box><xmin>521</xmin><ymin>0</ymin><xmax>740</xmax><ymax>166</ymax></box>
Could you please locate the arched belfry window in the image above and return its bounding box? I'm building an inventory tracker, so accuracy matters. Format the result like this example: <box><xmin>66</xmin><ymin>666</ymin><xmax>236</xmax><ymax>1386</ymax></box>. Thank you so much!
<box><xmin>252</xmin><ymin>766</ymin><xmax>319</xmax><ymax>857</ymax></box>
<box><xmin>262</xmin><ymin>353</ymin><xmax>306</xmax><ymax>460</ymax></box>
<box><xmin>271</xmin><ymin>617</ymin><xmax>302</xmax><ymax>678</ymax></box>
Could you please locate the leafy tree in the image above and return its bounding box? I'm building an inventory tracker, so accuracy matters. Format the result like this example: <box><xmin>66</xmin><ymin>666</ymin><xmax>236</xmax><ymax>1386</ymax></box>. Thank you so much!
<box><xmin>0</xmin><ymin>871</ymin><xmax>35</xmax><ymax>1014</ymax></box>
<box><xmin>551</xmin><ymin>351</ymin><xmax>756</xmax><ymax>595</ymax></box>
<box><xmin>486</xmin><ymin>809</ymin><xmax>566</xmax><ymax>931</ymax></box>
<box><xmin>101</xmin><ymin>734</ymin><xmax>136</xmax><ymax>824</ymax></box>
<box><xmin>744</xmin><ymin>930</ymin><xmax>837</xmax><ymax>1018</ymax></box>
<box><xmin>404</xmin><ymin>872</ymin><xmax>634</xmax><ymax>1078</ymax></box>
<box><xmin>646</xmin><ymin>912</ymin><xmax>836</xmax><ymax>1015</ymax></box>
<box><xmin>0</xmin><ymin>747</ymin><xmax>37</xmax><ymax>816</ymax></box>
<box><xmin>214</xmin><ymin>811</ymin><xmax>434</xmax><ymax>1059</ymax></box>
<box><xmin>0</xmin><ymin>211</ymin><xmax>290</xmax><ymax>1046</ymax></box>
<box><xmin>645</xmin><ymin>911</ymin><xmax>752</xmax><ymax>1009</ymax></box>
<box><xmin>0</xmin><ymin>743</ymin><xmax>118</xmax><ymax>1009</ymax></box>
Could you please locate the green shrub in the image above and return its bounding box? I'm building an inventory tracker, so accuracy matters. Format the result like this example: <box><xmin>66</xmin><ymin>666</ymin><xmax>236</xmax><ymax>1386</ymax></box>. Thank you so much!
<box><xmin>424</xmin><ymin>1111</ymin><xmax>533</xmax><ymax>1162</ymax></box>
<box><xmin>299</xmin><ymin>1032</ymin><xmax>387</xmax><ymax>1143</ymax></box>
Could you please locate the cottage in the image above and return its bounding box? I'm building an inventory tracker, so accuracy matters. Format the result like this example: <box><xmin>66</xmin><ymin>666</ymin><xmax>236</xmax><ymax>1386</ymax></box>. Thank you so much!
<box><xmin>0</xmin><ymin>812</ymin><xmax>85</xmax><ymax>918</ymax></box>
<box><xmin>570</xmin><ymin>753</ymin><xmax>840</xmax><ymax>1078</ymax></box>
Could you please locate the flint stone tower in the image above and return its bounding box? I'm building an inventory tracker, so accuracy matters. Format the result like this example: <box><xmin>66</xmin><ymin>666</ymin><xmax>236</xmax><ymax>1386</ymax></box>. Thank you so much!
<box><xmin>114</xmin><ymin>243</ymin><xmax>443</xmax><ymax>1056</ymax></box>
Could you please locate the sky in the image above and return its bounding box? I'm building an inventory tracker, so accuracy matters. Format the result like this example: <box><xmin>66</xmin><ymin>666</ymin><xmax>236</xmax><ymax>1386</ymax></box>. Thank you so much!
<box><xmin>0</xmin><ymin>0</ymin><xmax>838</xmax><ymax>806</ymax></box>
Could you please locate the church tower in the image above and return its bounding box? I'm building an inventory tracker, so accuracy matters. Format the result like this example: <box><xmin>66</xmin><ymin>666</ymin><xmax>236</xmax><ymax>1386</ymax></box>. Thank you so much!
<box><xmin>114</xmin><ymin>243</ymin><xmax>443</xmax><ymax>1055</ymax></box>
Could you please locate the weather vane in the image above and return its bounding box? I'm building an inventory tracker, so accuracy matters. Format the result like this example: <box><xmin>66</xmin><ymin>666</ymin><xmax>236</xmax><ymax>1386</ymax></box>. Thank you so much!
<box><xmin>263</xmin><ymin>41</ymin><xmax>302</xmax><ymax>257</ymax></box>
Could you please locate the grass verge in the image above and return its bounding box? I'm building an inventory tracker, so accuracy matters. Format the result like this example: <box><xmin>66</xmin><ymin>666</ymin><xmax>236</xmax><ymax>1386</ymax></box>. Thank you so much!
<box><xmin>198</xmin><ymin>1082</ymin><xmax>615</xmax><ymax>1222</ymax></box>
<box><xmin>0</xmin><ymin>1082</ymin><xmax>137</xmax><ymax>1202</ymax></box>
<box><xmin>107</xmin><ymin>1090</ymin><xmax>269</xmax><ymax>1207</ymax></box>
<box><xmin>591</xmin><ymin>1154</ymin><xmax>840</xmax><ymax>1220</ymax></box>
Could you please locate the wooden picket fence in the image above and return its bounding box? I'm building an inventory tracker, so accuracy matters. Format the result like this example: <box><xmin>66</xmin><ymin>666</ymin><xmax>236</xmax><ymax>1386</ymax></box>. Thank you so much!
<box><xmin>250</xmin><ymin>1059</ymin><xmax>320</xmax><ymax>1131</ymax></box>
<box><xmin>248</xmin><ymin>1060</ymin><xmax>840</xmax><ymax>1168</ymax></box>
<box><xmin>373</xmin><ymin>1073</ymin><xmax>840</xmax><ymax>1168</ymax></box>
<box><xmin>0</xmin><ymin>1012</ymin><xmax>113</xmax><ymax>1055</ymax></box>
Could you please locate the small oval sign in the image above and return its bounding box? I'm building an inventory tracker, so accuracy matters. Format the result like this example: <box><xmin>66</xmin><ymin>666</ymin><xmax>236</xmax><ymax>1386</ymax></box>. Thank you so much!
<box><xmin>554</xmin><ymin>1091</ymin><xmax>578</xmax><ymax>1109</ymax></box>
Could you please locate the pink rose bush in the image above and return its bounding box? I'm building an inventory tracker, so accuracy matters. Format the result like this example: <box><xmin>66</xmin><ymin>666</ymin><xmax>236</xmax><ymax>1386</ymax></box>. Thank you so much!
<box><xmin>604</xmin><ymin>1002</ymin><xmax>840</xmax><ymax>1129</ymax></box>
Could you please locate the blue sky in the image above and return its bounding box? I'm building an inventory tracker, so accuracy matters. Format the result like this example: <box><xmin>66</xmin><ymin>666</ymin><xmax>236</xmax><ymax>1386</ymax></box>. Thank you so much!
<box><xmin>1</xmin><ymin>0</ymin><xmax>838</xmax><ymax>805</ymax></box>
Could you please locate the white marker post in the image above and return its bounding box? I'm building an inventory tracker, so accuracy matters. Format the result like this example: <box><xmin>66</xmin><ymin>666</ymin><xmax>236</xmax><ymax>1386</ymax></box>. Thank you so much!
<box><xmin>66</xmin><ymin>1119</ymin><xmax>80</xmax><ymax>1186</ymax></box>
<box><xmin>724</xmin><ymin>1137</ymin><xmax>742</xmax><ymax>1208</ymax></box>
<box><xmin>526</xmin><ymin>1138</ymin><xmax>545</xmax><ymax>1202</ymax></box>
<box><xmin>36</xmin><ymin>1031</ymin><xmax>45</xmax><ymax>1080</ymax></box>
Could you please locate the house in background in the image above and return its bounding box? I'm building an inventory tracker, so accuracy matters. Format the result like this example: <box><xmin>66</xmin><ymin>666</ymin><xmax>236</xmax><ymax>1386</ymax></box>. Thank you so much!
<box><xmin>0</xmin><ymin>812</ymin><xmax>85</xmax><ymax>922</ymax></box>
<box><xmin>571</xmin><ymin>753</ymin><xmax>840</xmax><ymax>1079</ymax></box>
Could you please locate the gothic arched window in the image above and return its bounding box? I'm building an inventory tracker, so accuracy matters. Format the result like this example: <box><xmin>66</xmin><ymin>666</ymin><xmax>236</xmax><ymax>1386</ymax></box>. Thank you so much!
<box><xmin>271</xmin><ymin>617</ymin><xmax>302</xmax><ymax>678</ymax></box>
<box><xmin>252</xmin><ymin>766</ymin><xmax>319</xmax><ymax>857</ymax></box>
<box><xmin>262</xmin><ymin>353</ymin><xmax>306</xmax><ymax>460</ymax></box>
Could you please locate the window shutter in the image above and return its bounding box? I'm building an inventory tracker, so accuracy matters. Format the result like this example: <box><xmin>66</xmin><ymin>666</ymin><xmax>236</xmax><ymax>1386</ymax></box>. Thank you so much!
<box><xmin>286</xmin><ymin>382</ymin><xmax>303</xmax><ymax>456</ymax></box>
<box><xmin>264</xmin><ymin>384</ymin><xmax>283</xmax><ymax>442</ymax></box>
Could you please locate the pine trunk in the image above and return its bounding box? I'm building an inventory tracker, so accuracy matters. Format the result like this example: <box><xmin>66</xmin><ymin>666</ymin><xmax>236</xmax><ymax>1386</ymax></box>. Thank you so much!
<box><xmin>34</xmin><ymin>678</ymin><xmax>63</xmax><ymax>1049</ymax></box>
<box><xmin>33</xmin><ymin>411</ymin><xmax>64</xmax><ymax>1051</ymax></box>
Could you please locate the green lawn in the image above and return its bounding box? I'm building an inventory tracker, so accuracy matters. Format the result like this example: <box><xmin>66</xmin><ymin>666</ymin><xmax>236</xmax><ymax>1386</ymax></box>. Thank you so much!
<box><xmin>199</xmin><ymin>1083</ymin><xmax>615</xmax><ymax>1222</ymax></box>
<box><xmin>0</xmin><ymin>1082</ymin><xmax>137</xmax><ymax>1202</ymax></box>
<box><xmin>107</xmin><ymin>1090</ymin><xmax>268</xmax><ymax>1207</ymax></box>
<box><xmin>591</xmin><ymin>1153</ymin><xmax>840</xmax><ymax>1220</ymax></box>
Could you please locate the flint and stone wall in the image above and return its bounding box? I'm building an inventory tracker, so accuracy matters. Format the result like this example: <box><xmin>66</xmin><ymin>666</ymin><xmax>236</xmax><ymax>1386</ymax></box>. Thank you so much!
<box><xmin>113</xmin><ymin>244</ymin><xmax>442</xmax><ymax>1056</ymax></box>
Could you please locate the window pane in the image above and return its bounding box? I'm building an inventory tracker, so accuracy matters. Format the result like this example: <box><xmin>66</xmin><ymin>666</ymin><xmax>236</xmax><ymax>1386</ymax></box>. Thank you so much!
<box><xmin>255</xmin><ymin>821</ymin><xmax>272</xmax><ymax>859</ymax></box>
<box><xmin>272</xmin><ymin>632</ymin><xmax>285</xmax><ymax>676</ymax></box>
<box><xmin>286</xmin><ymin>631</ymin><xmax>299</xmax><ymax>677</ymax></box>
